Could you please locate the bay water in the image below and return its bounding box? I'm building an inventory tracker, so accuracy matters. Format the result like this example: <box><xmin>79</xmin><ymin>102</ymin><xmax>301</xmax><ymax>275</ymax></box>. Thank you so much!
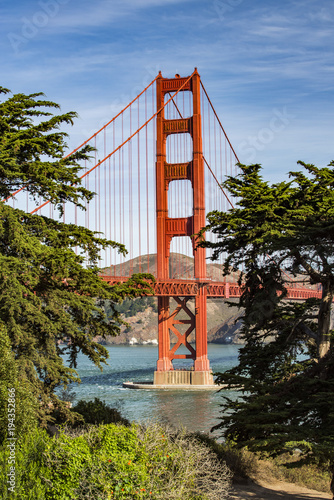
<box><xmin>67</xmin><ymin>344</ymin><xmax>241</xmax><ymax>437</ymax></box>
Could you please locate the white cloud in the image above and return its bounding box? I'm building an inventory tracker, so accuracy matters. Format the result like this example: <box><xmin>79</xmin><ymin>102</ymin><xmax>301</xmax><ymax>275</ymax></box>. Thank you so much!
<box><xmin>2</xmin><ymin>0</ymin><xmax>192</xmax><ymax>35</ymax></box>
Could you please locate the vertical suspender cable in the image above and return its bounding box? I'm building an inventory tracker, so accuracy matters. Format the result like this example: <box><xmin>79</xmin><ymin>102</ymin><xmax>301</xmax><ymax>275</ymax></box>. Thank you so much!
<box><xmin>145</xmin><ymin>88</ymin><xmax>149</xmax><ymax>274</ymax></box>
<box><xmin>121</xmin><ymin>113</ymin><xmax>124</xmax><ymax>276</ymax></box>
<box><xmin>112</xmin><ymin>122</ymin><xmax>116</xmax><ymax>275</ymax></box>
<box><xmin>104</xmin><ymin>128</ymin><xmax>107</xmax><ymax>268</ymax></box>
<box><xmin>208</xmin><ymin>98</ymin><xmax>211</xmax><ymax>170</ymax></box>
<box><xmin>152</xmin><ymin>83</ymin><xmax>155</xmax><ymax>276</ymax></box>
<box><xmin>95</xmin><ymin>137</ymin><xmax>97</xmax><ymax>238</ymax></box>
<box><xmin>137</xmin><ymin>96</ymin><xmax>142</xmax><ymax>272</ymax></box>
<box><xmin>213</xmin><ymin>111</ymin><xmax>217</xmax><ymax>212</ymax></box>
<box><xmin>98</xmin><ymin>139</ymin><xmax>101</xmax><ymax>253</ymax></box>
<box><xmin>129</xmin><ymin>105</ymin><xmax>133</xmax><ymax>275</ymax></box>
<box><xmin>108</xmin><ymin>156</ymin><xmax>111</xmax><ymax>271</ymax></box>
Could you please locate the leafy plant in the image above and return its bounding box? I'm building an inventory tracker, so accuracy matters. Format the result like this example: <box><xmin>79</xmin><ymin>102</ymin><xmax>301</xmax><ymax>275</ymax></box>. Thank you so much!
<box><xmin>0</xmin><ymin>423</ymin><xmax>232</xmax><ymax>499</ymax></box>
<box><xmin>71</xmin><ymin>398</ymin><xmax>130</xmax><ymax>427</ymax></box>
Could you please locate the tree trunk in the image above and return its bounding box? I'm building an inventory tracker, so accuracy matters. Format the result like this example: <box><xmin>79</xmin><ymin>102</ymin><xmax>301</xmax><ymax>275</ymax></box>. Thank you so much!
<box><xmin>318</xmin><ymin>283</ymin><xmax>333</xmax><ymax>359</ymax></box>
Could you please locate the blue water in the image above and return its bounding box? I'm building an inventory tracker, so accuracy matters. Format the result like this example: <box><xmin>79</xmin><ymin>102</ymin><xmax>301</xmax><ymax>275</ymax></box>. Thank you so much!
<box><xmin>65</xmin><ymin>344</ymin><xmax>241</xmax><ymax>437</ymax></box>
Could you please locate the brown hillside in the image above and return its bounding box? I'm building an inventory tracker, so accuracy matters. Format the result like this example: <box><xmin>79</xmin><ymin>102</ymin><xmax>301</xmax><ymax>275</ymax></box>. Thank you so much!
<box><xmin>100</xmin><ymin>252</ymin><xmax>240</xmax><ymax>282</ymax></box>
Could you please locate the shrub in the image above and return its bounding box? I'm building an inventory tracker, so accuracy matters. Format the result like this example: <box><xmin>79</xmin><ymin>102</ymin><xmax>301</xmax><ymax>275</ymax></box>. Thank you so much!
<box><xmin>71</xmin><ymin>398</ymin><xmax>130</xmax><ymax>427</ymax></box>
<box><xmin>193</xmin><ymin>433</ymin><xmax>259</xmax><ymax>483</ymax></box>
<box><xmin>136</xmin><ymin>423</ymin><xmax>232</xmax><ymax>500</ymax></box>
<box><xmin>0</xmin><ymin>423</ymin><xmax>232</xmax><ymax>499</ymax></box>
<box><xmin>44</xmin><ymin>431</ymin><xmax>94</xmax><ymax>499</ymax></box>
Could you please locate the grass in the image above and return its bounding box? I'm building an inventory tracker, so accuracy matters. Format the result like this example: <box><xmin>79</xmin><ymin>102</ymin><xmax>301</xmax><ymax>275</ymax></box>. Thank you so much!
<box><xmin>269</xmin><ymin>453</ymin><xmax>332</xmax><ymax>494</ymax></box>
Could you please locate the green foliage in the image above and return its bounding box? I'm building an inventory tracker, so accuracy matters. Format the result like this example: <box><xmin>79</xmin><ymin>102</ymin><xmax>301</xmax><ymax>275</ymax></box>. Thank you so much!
<box><xmin>0</xmin><ymin>427</ymin><xmax>50</xmax><ymax>499</ymax></box>
<box><xmin>0</xmin><ymin>423</ymin><xmax>231</xmax><ymax>499</ymax></box>
<box><xmin>45</xmin><ymin>432</ymin><xmax>93</xmax><ymax>498</ymax></box>
<box><xmin>0</xmin><ymin>86</ymin><xmax>93</xmax><ymax>209</ymax></box>
<box><xmin>0</xmin><ymin>87</ymin><xmax>154</xmax><ymax>429</ymax></box>
<box><xmin>200</xmin><ymin>161</ymin><xmax>334</xmax><ymax>468</ymax></box>
<box><xmin>112</xmin><ymin>296</ymin><xmax>158</xmax><ymax>318</ymax></box>
<box><xmin>217</xmin><ymin>356</ymin><xmax>334</xmax><ymax>462</ymax></box>
<box><xmin>71</xmin><ymin>398</ymin><xmax>130</xmax><ymax>427</ymax></box>
<box><xmin>0</xmin><ymin>324</ymin><xmax>38</xmax><ymax>443</ymax></box>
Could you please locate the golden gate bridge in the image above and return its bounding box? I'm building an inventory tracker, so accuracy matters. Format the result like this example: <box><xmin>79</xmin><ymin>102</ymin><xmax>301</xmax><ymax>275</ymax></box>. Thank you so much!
<box><xmin>7</xmin><ymin>69</ymin><xmax>321</xmax><ymax>386</ymax></box>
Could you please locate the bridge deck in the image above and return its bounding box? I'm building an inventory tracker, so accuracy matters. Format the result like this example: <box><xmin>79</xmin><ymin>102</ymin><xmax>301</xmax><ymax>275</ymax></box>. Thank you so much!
<box><xmin>100</xmin><ymin>276</ymin><xmax>321</xmax><ymax>300</ymax></box>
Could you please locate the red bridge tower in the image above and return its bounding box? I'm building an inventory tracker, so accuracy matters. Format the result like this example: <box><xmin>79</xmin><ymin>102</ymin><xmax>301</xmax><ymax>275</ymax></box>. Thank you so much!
<box><xmin>154</xmin><ymin>70</ymin><xmax>214</xmax><ymax>386</ymax></box>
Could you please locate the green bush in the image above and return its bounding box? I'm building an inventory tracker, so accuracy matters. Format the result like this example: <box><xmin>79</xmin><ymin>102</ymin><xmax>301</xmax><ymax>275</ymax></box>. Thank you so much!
<box><xmin>135</xmin><ymin>423</ymin><xmax>231</xmax><ymax>500</ymax></box>
<box><xmin>71</xmin><ymin>398</ymin><xmax>130</xmax><ymax>427</ymax></box>
<box><xmin>0</xmin><ymin>423</ymin><xmax>231</xmax><ymax>499</ymax></box>
<box><xmin>70</xmin><ymin>424</ymin><xmax>151</xmax><ymax>499</ymax></box>
<box><xmin>43</xmin><ymin>423</ymin><xmax>231</xmax><ymax>499</ymax></box>
<box><xmin>44</xmin><ymin>432</ymin><xmax>93</xmax><ymax>499</ymax></box>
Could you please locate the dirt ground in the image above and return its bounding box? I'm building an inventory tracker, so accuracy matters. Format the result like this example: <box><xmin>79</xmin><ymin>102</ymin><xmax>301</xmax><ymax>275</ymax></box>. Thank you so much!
<box><xmin>229</xmin><ymin>479</ymin><xmax>332</xmax><ymax>500</ymax></box>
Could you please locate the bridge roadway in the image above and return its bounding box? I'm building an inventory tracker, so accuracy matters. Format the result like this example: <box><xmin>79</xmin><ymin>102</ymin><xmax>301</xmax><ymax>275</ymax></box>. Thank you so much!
<box><xmin>100</xmin><ymin>276</ymin><xmax>322</xmax><ymax>300</ymax></box>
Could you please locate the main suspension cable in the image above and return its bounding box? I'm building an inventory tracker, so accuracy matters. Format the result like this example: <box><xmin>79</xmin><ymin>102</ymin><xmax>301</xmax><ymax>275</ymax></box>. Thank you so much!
<box><xmin>30</xmin><ymin>71</ymin><xmax>196</xmax><ymax>215</ymax></box>
<box><xmin>200</xmin><ymin>80</ymin><xmax>239</xmax><ymax>163</ymax></box>
<box><xmin>4</xmin><ymin>75</ymin><xmax>160</xmax><ymax>203</ymax></box>
<box><xmin>203</xmin><ymin>155</ymin><xmax>234</xmax><ymax>209</ymax></box>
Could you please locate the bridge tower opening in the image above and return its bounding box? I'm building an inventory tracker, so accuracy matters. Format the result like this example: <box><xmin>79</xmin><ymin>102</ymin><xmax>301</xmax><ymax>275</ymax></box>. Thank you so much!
<box><xmin>154</xmin><ymin>69</ymin><xmax>214</xmax><ymax>386</ymax></box>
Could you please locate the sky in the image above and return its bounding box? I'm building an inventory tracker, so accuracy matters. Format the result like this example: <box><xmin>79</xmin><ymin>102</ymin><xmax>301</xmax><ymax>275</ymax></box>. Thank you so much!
<box><xmin>1</xmin><ymin>0</ymin><xmax>333</xmax><ymax>183</ymax></box>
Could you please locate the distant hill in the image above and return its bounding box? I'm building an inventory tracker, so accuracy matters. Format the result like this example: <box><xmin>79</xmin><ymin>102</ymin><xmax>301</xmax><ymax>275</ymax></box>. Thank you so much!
<box><xmin>100</xmin><ymin>252</ymin><xmax>240</xmax><ymax>282</ymax></box>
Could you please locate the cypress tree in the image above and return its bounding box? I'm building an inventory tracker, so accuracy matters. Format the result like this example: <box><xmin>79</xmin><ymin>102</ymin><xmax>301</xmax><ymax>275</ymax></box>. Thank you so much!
<box><xmin>200</xmin><ymin>162</ymin><xmax>334</xmax><ymax>472</ymax></box>
<box><xmin>0</xmin><ymin>87</ymin><xmax>152</xmax><ymax>429</ymax></box>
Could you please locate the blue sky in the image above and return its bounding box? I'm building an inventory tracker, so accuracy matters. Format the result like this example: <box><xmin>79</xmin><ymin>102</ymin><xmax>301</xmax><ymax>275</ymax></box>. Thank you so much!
<box><xmin>1</xmin><ymin>0</ymin><xmax>333</xmax><ymax>183</ymax></box>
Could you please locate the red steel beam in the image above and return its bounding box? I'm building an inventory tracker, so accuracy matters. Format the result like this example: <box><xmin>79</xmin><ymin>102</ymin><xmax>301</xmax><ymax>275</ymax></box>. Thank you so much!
<box><xmin>100</xmin><ymin>275</ymin><xmax>321</xmax><ymax>300</ymax></box>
